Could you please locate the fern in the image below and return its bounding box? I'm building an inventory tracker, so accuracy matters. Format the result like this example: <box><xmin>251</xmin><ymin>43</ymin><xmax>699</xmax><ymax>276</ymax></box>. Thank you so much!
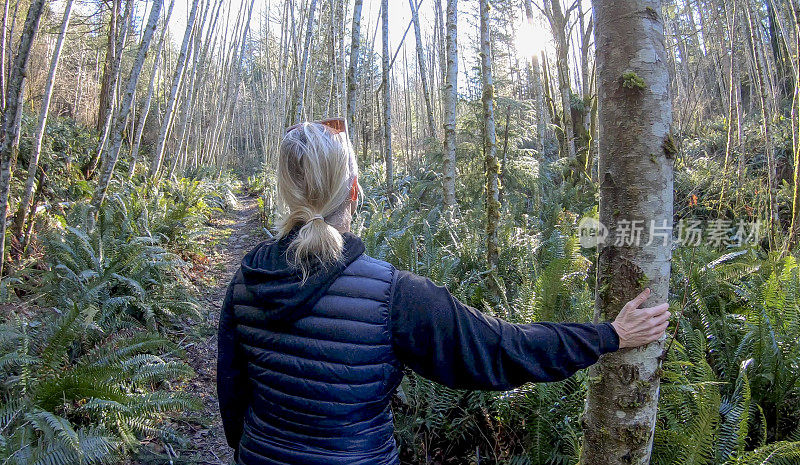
<box><xmin>0</xmin><ymin>306</ymin><xmax>197</xmax><ymax>463</ymax></box>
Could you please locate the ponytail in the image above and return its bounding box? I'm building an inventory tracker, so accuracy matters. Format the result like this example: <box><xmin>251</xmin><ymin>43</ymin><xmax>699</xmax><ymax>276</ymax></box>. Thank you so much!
<box><xmin>275</xmin><ymin>123</ymin><xmax>359</xmax><ymax>282</ymax></box>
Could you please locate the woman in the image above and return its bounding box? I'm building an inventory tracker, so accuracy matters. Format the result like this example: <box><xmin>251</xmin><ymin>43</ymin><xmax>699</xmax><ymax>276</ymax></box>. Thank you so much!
<box><xmin>217</xmin><ymin>119</ymin><xmax>670</xmax><ymax>465</ymax></box>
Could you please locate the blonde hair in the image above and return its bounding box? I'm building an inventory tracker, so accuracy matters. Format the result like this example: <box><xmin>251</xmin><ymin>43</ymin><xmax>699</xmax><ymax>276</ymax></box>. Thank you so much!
<box><xmin>275</xmin><ymin>122</ymin><xmax>360</xmax><ymax>281</ymax></box>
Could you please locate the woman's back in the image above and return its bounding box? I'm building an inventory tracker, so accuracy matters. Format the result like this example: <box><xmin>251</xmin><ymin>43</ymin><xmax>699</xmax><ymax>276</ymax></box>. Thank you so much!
<box><xmin>218</xmin><ymin>232</ymin><xmax>404</xmax><ymax>464</ymax></box>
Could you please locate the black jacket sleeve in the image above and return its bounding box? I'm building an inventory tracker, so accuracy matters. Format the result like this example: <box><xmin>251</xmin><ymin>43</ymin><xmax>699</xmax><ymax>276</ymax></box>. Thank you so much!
<box><xmin>217</xmin><ymin>270</ymin><xmax>249</xmax><ymax>450</ymax></box>
<box><xmin>389</xmin><ymin>270</ymin><xmax>619</xmax><ymax>390</ymax></box>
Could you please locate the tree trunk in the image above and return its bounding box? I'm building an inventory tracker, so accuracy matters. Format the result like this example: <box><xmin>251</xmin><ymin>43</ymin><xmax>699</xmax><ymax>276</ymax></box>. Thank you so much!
<box><xmin>128</xmin><ymin>0</ymin><xmax>176</xmax><ymax>178</ymax></box>
<box><xmin>480</xmin><ymin>0</ymin><xmax>500</xmax><ymax>294</ymax></box>
<box><xmin>97</xmin><ymin>0</ymin><xmax>121</xmax><ymax>131</ymax></box>
<box><xmin>169</xmin><ymin>28</ymin><xmax>200</xmax><ymax>179</ymax></box>
<box><xmin>381</xmin><ymin>0</ymin><xmax>393</xmax><ymax>197</ymax></box>
<box><xmin>581</xmin><ymin>0</ymin><xmax>673</xmax><ymax>463</ymax></box>
<box><xmin>578</xmin><ymin>1</ymin><xmax>593</xmax><ymax>169</ymax></box>
<box><xmin>150</xmin><ymin>0</ymin><xmax>201</xmax><ymax>179</ymax></box>
<box><xmin>346</xmin><ymin>0</ymin><xmax>363</xmax><ymax>142</ymax></box>
<box><xmin>745</xmin><ymin>1</ymin><xmax>778</xmax><ymax>249</ymax></box>
<box><xmin>0</xmin><ymin>0</ymin><xmax>9</xmax><ymax>109</ymax></box>
<box><xmin>544</xmin><ymin>0</ymin><xmax>576</xmax><ymax>160</ymax></box>
<box><xmin>409</xmin><ymin>0</ymin><xmax>437</xmax><ymax>139</ymax></box>
<box><xmin>338</xmin><ymin>0</ymin><xmax>346</xmax><ymax>117</ymax></box>
<box><xmin>20</xmin><ymin>162</ymin><xmax>45</xmax><ymax>255</ymax></box>
<box><xmin>293</xmin><ymin>0</ymin><xmax>318</xmax><ymax>123</ymax></box>
<box><xmin>442</xmin><ymin>0</ymin><xmax>458</xmax><ymax>209</ymax></box>
<box><xmin>541</xmin><ymin>51</ymin><xmax>559</xmax><ymax>150</ymax></box>
<box><xmin>0</xmin><ymin>0</ymin><xmax>47</xmax><ymax>276</ymax></box>
<box><xmin>84</xmin><ymin>0</ymin><xmax>133</xmax><ymax>179</ymax></box>
<box><xmin>92</xmin><ymin>0</ymin><xmax>165</xmax><ymax>209</ymax></box>
<box><xmin>788</xmin><ymin>2</ymin><xmax>800</xmax><ymax>249</ymax></box>
<box><xmin>5</xmin><ymin>0</ymin><xmax>18</xmax><ymax>89</ymax></box>
<box><xmin>718</xmin><ymin>0</ymin><xmax>738</xmax><ymax>214</ymax></box>
<box><xmin>12</xmin><ymin>0</ymin><xmax>74</xmax><ymax>241</ymax></box>
<box><xmin>531</xmin><ymin>55</ymin><xmax>547</xmax><ymax>153</ymax></box>
<box><xmin>579</xmin><ymin>2</ymin><xmax>592</xmax><ymax>106</ymax></box>
<box><xmin>433</xmin><ymin>0</ymin><xmax>445</xmax><ymax>84</ymax></box>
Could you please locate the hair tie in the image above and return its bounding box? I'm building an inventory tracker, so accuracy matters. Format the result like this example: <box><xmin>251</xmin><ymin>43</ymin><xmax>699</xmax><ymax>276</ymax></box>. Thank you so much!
<box><xmin>306</xmin><ymin>214</ymin><xmax>325</xmax><ymax>224</ymax></box>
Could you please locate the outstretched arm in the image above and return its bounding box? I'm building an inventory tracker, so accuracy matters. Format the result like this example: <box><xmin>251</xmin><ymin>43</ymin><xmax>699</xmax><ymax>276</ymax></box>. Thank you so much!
<box><xmin>389</xmin><ymin>271</ymin><xmax>668</xmax><ymax>390</ymax></box>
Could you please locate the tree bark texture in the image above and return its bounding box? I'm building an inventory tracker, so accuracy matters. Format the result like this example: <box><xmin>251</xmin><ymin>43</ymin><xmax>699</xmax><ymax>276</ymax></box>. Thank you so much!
<box><xmin>0</xmin><ymin>0</ymin><xmax>47</xmax><ymax>276</ymax></box>
<box><xmin>346</xmin><ymin>0</ymin><xmax>363</xmax><ymax>144</ymax></box>
<box><xmin>442</xmin><ymin>0</ymin><xmax>458</xmax><ymax>208</ymax></box>
<box><xmin>581</xmin><ymin>0</ymin><xmax>673</xmax><ymax>463</ymax></box>
<box><xmin>479</xmin><ymin>0</ymin><xmax>498</xmax><ymax>273</ymax></box>
<box><xmin>93</xmin><ymin>0</ymin><xmax>165</xmax><ymax>209</ymax></box>
<box><xmin>151</xmin><ymin>0</ymin><xmax>201</xmax><ymax>179</ymax></box>
<box><xmin>381</xmin><ymin>0</ymin><xmax>393</xmax><ymax>196</ymax></box>
<box><xmin>12</xmin><ymin>0</ymin><xmax>74</xmax><ymax>240</ymax></box>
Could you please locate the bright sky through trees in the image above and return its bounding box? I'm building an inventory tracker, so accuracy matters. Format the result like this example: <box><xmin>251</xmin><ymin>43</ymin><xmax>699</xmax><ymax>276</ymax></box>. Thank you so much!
<box><xmin>166</xmin><ymin>0</ymin><xmax>555</xmax><ymax>96</ymax></box>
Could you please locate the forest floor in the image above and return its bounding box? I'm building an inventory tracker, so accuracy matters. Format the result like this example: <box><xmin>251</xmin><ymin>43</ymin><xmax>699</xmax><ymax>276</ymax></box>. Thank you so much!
<box><xmin>136</xmin><ymin>194</ymin><xmax>264</xmax><ymax>465</ymax></box>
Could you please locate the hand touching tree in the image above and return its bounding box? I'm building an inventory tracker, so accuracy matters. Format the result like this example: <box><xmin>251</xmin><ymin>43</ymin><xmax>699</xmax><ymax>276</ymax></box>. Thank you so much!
<box><xmin>611</xmin><ymin>288</ymin><xmax>671</xmax><ymax>349</ymax></box>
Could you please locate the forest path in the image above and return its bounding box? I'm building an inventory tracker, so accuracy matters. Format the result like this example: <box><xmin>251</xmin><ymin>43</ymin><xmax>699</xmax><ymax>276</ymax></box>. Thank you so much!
<box><xmin>139</xmin><ymin>194</ymin><xmax>264</xmax><ymax>465</ymax></box>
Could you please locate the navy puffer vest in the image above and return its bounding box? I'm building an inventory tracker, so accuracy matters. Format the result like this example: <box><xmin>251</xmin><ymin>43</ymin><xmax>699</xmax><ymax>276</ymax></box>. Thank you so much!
<box><xmin>231</xmin><ymin>253</ymin><xmax>403</xmax><ymax>464</ymax></box>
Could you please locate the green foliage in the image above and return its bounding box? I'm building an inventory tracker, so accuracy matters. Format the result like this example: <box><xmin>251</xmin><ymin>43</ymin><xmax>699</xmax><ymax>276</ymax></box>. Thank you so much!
<box><xmin>40</xmin><ymin>195</ymin><xmax>198</xmax><ymax>330</ymax></box>
<box><xmin>496</xmin><ymin>376</ymin><xmax>586</xmax><ymax>464</ymax></box>
<box><xmin>0</xmin><ymin>305</ymin><xmax>197</xmax><ymax>464</ymax></box>
<box><xmin>393</xmin><ymin>374</ymin><xmax>501</xmax><ymax>464</ymax></box>
<box><xmin>621</xmin><ymin>72</ymin><xmax>647</xmax><ymax>91</ymax></box>
<box><xmin>0</xmin><ymin>161</ymin><xmax>232</xmax><ymax>461</ymax></box>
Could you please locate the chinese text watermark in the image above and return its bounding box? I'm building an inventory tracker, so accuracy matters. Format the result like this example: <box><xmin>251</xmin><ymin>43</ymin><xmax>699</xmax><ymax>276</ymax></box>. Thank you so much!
<box><xmin>577</xmin><ymin>217</ymin><xmax>762</xmax><ymax>249</ymax></box>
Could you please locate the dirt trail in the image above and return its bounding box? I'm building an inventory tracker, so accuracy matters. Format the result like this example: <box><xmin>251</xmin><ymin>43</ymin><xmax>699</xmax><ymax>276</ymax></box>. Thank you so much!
<box><xmin>141</xmin><ymin>195</ymin><xmax>265</xmax><ymax>465</ymax></box>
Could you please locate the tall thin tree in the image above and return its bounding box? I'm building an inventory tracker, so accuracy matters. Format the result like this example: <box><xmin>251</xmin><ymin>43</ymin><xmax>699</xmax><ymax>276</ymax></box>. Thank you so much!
<box><xmin>788</xmin><ymin>2</ymin><xmax>800</xmax><ymax>248</ymax></box>
<box><xmin>745</xmin><ymin>1</ymin><xmax>778</xmax><ymax>249</ymax></box>
<box><xmin>381</xmin><ymin>0</ymin><xmax>393</xmax><ymax>197</ymax></box>
<box><xmin>0</xmin><ymin>0</ymin><xmax>47</xmax><ymax>276</ymax></box>
<box><xmin>543</xmin><ymin>0</ymin><xmax>576</xmax><ymax>161</ymax></box>
<box><xmin>346</xmin><ymin>0</ymin><xmax>363</xmax><ymax>141</ymax></box>
<box><xmin>150</xmin><ymin>0</ymin><xmax>201</xmax><ymax>179</ymax></box>
<box><xmin>294</xmin><ymin>0</ymin><xmax>319</xmax><ymax>123</ymax></box>
<box><xmin>93</xmin><ymin>0</ymin><xmax>165</xmax><ymax>209</ymax></box>
<box><xmin>85</xmin><ymin>0</ymin><xmax>133</xmax><ymax>178</ymax></box>
<box><xmin>0</xmin><ymin>0</ymin><xmax>9</xmax><ymax>108</ymax></box>
<box><xmin>128</xmin><ymin>0</ymin><xmax>176</xmax><ymax>178</ymax></box>
<box><xmin>12</xmin><ymin>0</ymin><xmax>75</xmax><ymax>240</ymax></box>
<box><xmin>97</xmin><ymin>0</ymin><xmax>122</xmax><ymax>131</ymax></box>
<box><xmin>442</xmin><ymin>0</ymin><xmax>458</xmax><ymax>208</ymax></box>
<box><xmin>581</xmin><ymin>0</ymin><xmax>673</xmax><ymax>463</ymax></box>
<box><xmin>480</xmin><ymin>0</ymin><xmax>501</xmax><ymax>304</ymax></box>
<box><xmin>409</xmin><ymin>0</ymin><xmax>437</xmax><ymax>139</ymax></box>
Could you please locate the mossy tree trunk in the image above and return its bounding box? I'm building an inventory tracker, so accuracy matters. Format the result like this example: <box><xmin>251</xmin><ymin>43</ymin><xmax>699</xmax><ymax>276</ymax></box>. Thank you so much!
<box><xmin>381</xmin><ymin>0</ymin><xmax>393</xmax><ymax>198</ymax></box>
<box><xmin>442</xmin><ymin>0</ymin><xmax>458</xmax><ymax>209</ymax></box>
<box><xmin>581</xmin><ymin>0</ymin><xmax>673</xmax><ymax>463</ymax></box>
<box><xmin>409</xmin><ymin>0</ymin><xmax>437</xmax><ymax>140</ymax></box>
<box><xmin>788</xmin><ymin>3</ymin><xmax>800</xmax><ymax>249</ymax></box>
<box><xmin>543</xmin><ymin>0</ymin><xmax>576</xmax><ymax>161</ymax></box>
<box><xmin>12</xmin><ymin>0</ymin><xmax>74</xmax><ymax>243</ymax></box>
<box><xmin>91</xmin><ymin>0</ymin><xmax>165</xmax><ymax>211</ymax></box>
<box><xmin>744</xmin><ymin>1</ymin><xmax>778</xmax><ymax>249</ymax></box>
<box><xmin>541</xmin><ymin>51</ymin><xmax>559</xmax><ymax>157</ymax></box>
<box><xmin>346</xmin><ymin>0</ymin><xmax>363</xmax><ymax>146</ymax></box>
<box><xmin>0</xmin><ymin>0</ymin><xmax>47</xmax><ymax>276</ymax></box>
<box><xmin>479</xmin><ymin>0</ymin><xmax>499</xmax><ymax>285</ymax></box>
<box><xmin>0</xmin><ymin>0</ymin><xmax>9</xmax><ymax>108</ymax></box>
